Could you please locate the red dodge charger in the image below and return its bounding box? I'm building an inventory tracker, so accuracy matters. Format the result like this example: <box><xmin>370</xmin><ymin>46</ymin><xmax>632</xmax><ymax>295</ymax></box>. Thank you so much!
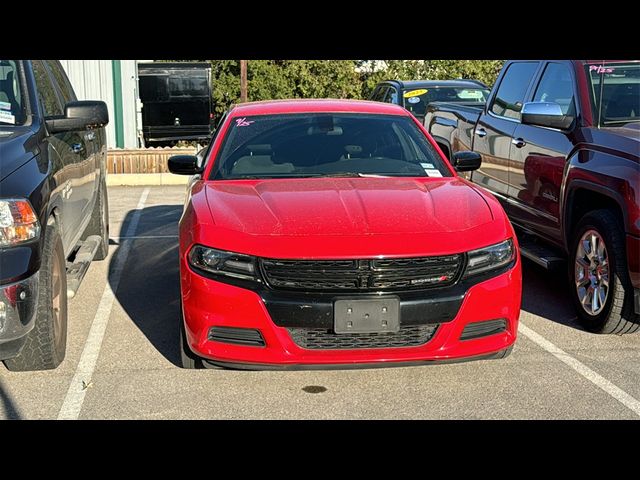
<box><xmin>169</xmin><ymin>99</ymin><xmax>522</xmax><ymax>369</ymax></box>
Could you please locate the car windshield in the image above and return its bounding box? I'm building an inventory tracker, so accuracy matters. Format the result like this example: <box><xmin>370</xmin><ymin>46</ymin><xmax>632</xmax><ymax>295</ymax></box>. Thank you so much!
<box><xmin>0</xmin><ymin>60</ymin><xmax>26</xmax><ymax>127</ymax></box>
<box><xmin>585</xmin><ymin>62</ymin><xmax>640</xmax><ymax>126</ymax></box>
<box><xmin>210</xmin><ymin>113</ymin><xmax>452</xmax><ymax>180</ymax></box>
<box><xmin>402</xmin><ymin>87</ymin><xmax>490</xmax><ymax>117</ymax></box>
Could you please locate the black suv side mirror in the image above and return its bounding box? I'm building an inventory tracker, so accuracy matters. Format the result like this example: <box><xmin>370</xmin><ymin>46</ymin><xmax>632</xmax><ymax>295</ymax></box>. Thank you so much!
<box><xmin>452</xmin><ymin>151</ymin><xmax>482</xmax><ymax>172</ymax></box>
<box><xmin>46</xmin><ymin>101</ymin><xmax>109</xmax><ymax>133</ymax></box>
<box><xmin>168</xmin><ymin>155</ymin><xmax>202</xmax><ymax>175</ymax></box>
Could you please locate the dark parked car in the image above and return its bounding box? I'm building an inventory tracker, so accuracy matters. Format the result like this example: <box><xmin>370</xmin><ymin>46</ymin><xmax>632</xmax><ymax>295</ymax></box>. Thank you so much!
<box><xmin>369</xmin><ymin>79</ymin><xmax>490</xmax><ymax>122</ymax></box>
<box><xmin>138</xmin><ymin>62</ymin><xmax>213</xmax><ymax>146</ymax></box>
<box><xmin>0</xmin><ymin>60</ymin><xmax>109</xmax><ymax>371</ymax></box>
<box><xmin>425</xmin><ymin>60</ymin><xmax>640</xmax><ymax>334</ymax></box>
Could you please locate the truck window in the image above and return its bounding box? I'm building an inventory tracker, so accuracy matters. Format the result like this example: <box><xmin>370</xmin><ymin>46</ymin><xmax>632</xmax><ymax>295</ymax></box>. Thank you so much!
<box><xmin>490</xmin><ymin>62</ymin><xmax>539</xmax><ymax>120</ymax></box>
<box><xmin>533</xmin><ymin>63</ymin><xmax>575</xmax><ymax>115</ymax></box>
<box><xmin>32</xmin><ymin>60</ymin><xmax>63</xmax><ymax>117</ymax></box>
<box><xmin>44</xmin><ymin>60</ymin><xmax>76</xmax><ymax>105</ymax></box>
<box><xmin>0</xmin><ymin>60</ymin><xmax>26</xmax><ymax>125</ymax></box>
<box><xmin>585</xmin><ymin>62</ymin><xmax>640</xmax><ymax>126</ymax></box>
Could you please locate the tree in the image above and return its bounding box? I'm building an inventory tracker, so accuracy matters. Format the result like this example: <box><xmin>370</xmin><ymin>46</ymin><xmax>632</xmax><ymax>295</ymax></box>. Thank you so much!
<box><xmin>206</xmin><ymin>60</ymin><xmax>505</xmax><ymax>121</ymax></box>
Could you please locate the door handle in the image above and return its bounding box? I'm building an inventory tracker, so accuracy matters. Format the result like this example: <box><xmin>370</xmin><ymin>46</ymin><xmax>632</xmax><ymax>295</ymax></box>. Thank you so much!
<box><xmin>475</xmin><ymin>128</ymin><xmax>487</xmax><ymax>138</ymax></box>
<box><xmin>71</xmin><ymin>143</ymin><xmax>84</xmax><ymax>154</ymax></box>
<box><xmin>511</xmin><ymin>138</ymin><xmax>526</xmax><ymax>148</ymax></box>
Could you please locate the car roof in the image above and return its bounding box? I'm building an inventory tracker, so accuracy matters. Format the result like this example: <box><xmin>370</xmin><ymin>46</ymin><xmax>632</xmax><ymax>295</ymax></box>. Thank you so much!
<box><xmin>382</xmin><ymin>79</ymin><xmax>488</xmax><ymax>89</ymax></box>
<box><xmin>230</xmin><ymin>98</ymin><xmax>410</xmax><ymax>116</ymax></box>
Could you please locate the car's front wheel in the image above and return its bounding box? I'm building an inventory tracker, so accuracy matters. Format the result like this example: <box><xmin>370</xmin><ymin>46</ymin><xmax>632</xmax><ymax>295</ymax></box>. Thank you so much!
<box><xmin>569</xmin><ymin>210</ymin><xmax>639</xmax><ymax>334</ymax></box>
<box><xmin>4</xmin><ymin>219</ymin><xmax>68</xmax><ymax>371</ymax></box>
<box><xmin>179</xmin><ymin>319</ymin><xmax>203</xmax><ymax>369</ymax></box>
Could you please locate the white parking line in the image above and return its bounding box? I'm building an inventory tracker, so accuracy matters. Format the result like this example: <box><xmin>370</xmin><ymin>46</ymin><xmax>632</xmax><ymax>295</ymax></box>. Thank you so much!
<box><xmin>57</xmin><ymin>188</ymin><xmax>150</xmax><ymax>420</ymax></box>
<box><xmin>519</xmin><ymin>322</ymin><xmax>640</xmax><ymax>418</ymax></box>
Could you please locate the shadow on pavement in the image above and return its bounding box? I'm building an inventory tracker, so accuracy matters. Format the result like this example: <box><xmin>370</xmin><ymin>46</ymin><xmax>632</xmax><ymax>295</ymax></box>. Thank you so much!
<box><xmin>110</xmin><ymin>204</ymin><xmax>183</xmax><ymax>367</ymax></box>
<box><xmin>520</xmin><ymin>258</ymin><xmax>584</xmax><ymax>331</ymax></box>
<box><xmin>0</xmin><ymin>378</ymin><xmax>22</xmax><ymax>419</ymax></box>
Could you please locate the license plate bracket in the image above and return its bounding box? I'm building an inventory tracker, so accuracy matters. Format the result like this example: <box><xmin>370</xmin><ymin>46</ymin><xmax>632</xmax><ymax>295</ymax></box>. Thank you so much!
<box><xmin>334</xmin><ymin>297</ymin><xmax>400</xmax><ymax>334</ymax></box>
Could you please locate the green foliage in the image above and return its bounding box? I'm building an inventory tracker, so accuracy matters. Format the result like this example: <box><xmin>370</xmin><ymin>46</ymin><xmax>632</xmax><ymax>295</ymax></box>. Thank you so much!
<box><xmin>204</xmin><ymin>60</ymin><xmax>504</xmax><ymax>120</ymax></box>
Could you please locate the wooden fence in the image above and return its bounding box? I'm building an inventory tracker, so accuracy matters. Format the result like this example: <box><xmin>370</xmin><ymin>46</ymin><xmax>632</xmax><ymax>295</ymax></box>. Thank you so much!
<box><xmin>106</xmin><ymin>147</ymin><xmax>197</xmax><ymax>174</ymax></box>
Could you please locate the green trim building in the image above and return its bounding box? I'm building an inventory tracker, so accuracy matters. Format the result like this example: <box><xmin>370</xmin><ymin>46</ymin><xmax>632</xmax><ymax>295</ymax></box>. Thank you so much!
<box><xmin>60</xmin><ymin>60</ymin><xmax>144</xmax><ymax>149</ymax></box>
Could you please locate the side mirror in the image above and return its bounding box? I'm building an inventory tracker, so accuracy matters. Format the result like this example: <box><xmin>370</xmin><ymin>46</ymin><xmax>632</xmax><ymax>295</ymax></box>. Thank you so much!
<box><xmin>452</xmin><ymin>151</ymin><xmax>481</xmax><ymax>172</ymax></box>
<box><xmin>521</xmin><ymin>102</ymin><xmax>574</xmax><ymax>130</ymax></box>
<box><xmin>46</xmin><ymin>101</ymin><xmax>109</xmax><ymax>133</ymax></box>
<box><xmin>168</xmin><ymin>155</ymin><xmax>202</xmax><ymax>175</ymax></box>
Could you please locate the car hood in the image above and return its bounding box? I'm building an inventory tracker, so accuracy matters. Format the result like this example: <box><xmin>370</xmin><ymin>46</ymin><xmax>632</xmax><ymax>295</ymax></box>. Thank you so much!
<box><xmin>204</xmin><ymin>177</ymin><xmax>493</xmax><ymax>237</ymax></box>
<box><xmin>0</xmin><ymin>127</ymin><xmax>38</xmax><ymax>182</ymax></box>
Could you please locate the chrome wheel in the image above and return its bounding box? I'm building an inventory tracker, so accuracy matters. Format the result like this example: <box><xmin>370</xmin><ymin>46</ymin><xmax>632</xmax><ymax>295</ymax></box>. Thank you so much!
<box><xmin>574</xmin><ymin>229</ymin><xmax>609</xmax><ymax>316</ymax></box>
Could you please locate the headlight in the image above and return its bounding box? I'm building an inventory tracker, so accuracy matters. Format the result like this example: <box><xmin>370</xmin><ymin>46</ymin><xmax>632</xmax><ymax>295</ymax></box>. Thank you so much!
<box><xmin>188</xmin><ymin>245</ymin><xmax>259</xmax><ymax>281</ymax></box>
<box><xmin>0</xmin><ymin>199</ymin><xmax>41</xmax><ymax>247</ymax></box>
<box><xmin>464</xmin><ymin>239</ymin><xmax>514</xmax><ymax>278</ymax></box>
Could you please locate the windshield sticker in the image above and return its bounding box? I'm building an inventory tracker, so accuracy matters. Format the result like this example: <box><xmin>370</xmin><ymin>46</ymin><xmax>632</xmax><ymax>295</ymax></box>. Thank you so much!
<box><xmin>403</xmin><ymin>89</ymin><xmax>428</xmax><ymax>98</ymax></box>
<box><xmin>424</xmin><ymin>168</ymin><xmax>442</xmax><ymax>177</ymax></box>
<box><xmin>407</xmin><ymin>97</ymin><xmax>421</xmax><ymax>104</ymax></box>
<box><xmin>589</xmin><ymin>65</ymin><xmax>614</xmax><ymax>74</ymax></box>
<box><xmin>420</xmin><ymin>163</ymin><xmax>435</xmax><ymax>169</ymax></box>
<box><xmin>0</xmin><ymin>110</ymin><xmax>15</xmax><ymax>124</ymax></box>
<box><xmin>457</xmin><ymin>89</ymin><xmax>484</xmax><ymax>99</ymax></box>
<box><xmin>0</xmin><ymin>101</ymin><xmax>11</xmax><ymax>111</ymax></box>
<box><xmin>235</xmin><ymin>117</ymin><xmax>254</xmax><ymax>127</ymax></box>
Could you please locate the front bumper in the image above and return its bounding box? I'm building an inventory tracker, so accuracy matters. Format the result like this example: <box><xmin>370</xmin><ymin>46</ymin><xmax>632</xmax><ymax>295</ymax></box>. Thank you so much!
<box><xmin>181</xmin><ymin>255</ymin><xmax>522</xmax><ymax>367</ymax></box>
<box><xmin>0</xmin><ymin>272</ymin><xmax>39</xmax><ymax>360</ymax></box>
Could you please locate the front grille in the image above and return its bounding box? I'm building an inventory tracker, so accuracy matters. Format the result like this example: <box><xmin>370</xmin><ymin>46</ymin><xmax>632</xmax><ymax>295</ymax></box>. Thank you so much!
<box><xmin>261</xmin><ymin>255</ymin><xmax>463</xmax><ymax>292</ymax></box>
<box><xmin>287</xmin><ymin>325</ymin><xmax>439</xmax><ymax>350</ymax></box>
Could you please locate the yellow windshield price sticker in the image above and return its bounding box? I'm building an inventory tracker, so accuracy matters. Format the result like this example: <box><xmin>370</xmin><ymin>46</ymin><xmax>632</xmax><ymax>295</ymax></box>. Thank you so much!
<box><xmin>403</xmin><ymin>89</ymin><xmax>428</xmax><ymax>98</ymax></box>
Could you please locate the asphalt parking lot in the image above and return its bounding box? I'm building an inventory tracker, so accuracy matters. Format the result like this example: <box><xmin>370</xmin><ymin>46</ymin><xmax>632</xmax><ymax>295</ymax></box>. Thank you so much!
<box><xmin>1</xmin><ymin>185</ymin><xmax>639</xmax><ymax>420</ymax></box>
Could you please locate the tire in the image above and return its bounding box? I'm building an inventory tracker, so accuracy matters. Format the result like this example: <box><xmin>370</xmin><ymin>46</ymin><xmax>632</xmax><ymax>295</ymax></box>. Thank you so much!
<box><xmin>490</xmin><ymin>345</ymin><xmax>513</xmax><ymax>360</ymax></box>
<box><xmin>569</xmin><ymin>209</ymin><xmax>639</xmax><ymax>334</ymax></box>
<box><xmin>4</xmin><ymin>220</ymin><xmax>68</xmax><ymax>371</ymax></box>
<box><xmin>83</xmin><ymin>177</ymin><xmax>109</xmax><ymax>260</ymax></box>
<box><xmin>180</xmin><ymin>320</ymin><xmax>202</xmax><ymax>369</ymax></box>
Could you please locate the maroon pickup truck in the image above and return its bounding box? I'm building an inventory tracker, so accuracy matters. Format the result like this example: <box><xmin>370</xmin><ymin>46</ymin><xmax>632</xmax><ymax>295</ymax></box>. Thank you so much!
<box><xmin>425</xmin><ymin>60</ymin><xmax>639</xmax><ymax>334</ymax></box>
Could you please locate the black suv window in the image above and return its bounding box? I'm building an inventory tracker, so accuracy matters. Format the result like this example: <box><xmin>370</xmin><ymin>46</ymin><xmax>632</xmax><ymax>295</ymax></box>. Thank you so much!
<box><xmin>491</xmin><ymin>62</ymin><xmax>539</xmax><ymax>120</ymax></box>
<box><xmin>45</xmin><ymin>60</ymin><xmax>76</xmax><ymax>105</ymax></box>
<box><xmin>371</xmin><ymin>86</ymin><xmax>388</xmax><ymax>102</ymax></box>
<box><xmin>32</xmin><ymin>60</ymin><xmax>62</xmax><ymax>117</ymax></box>
<box><xmin>533</xmin><ymin>63</ymin><xmax>575</xmax><ymax>115</ymax></box>
<box><xmin>383</xmin><ymin>86</ymin><xmax>399</xmax><ymax>104</ymax></box>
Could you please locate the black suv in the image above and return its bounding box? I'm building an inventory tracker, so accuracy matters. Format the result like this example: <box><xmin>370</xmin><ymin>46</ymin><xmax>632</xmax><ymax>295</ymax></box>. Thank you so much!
<box><xmin>0</xmin><ymin>60</ymin><xmax>109</xmax><ymax>371</ymax></box>
<box><xmin>369</xmin><ymin>79</ymin><xmax>490</xmax><ymax>122</ymax></box>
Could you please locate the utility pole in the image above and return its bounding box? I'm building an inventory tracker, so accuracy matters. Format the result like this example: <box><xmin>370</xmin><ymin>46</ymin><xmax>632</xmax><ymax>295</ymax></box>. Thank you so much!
<box><xmin>240</xmin><ymin>60</ymin><xmax>247</xmax><ymax>103</ymax></box>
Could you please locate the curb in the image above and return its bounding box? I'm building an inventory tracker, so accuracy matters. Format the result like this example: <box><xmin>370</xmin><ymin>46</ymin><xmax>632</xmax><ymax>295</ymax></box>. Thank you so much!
<box><xmin>106</xmin><ymin>173</ymin><xmax>189</xmax><ymax>186</ymax></box>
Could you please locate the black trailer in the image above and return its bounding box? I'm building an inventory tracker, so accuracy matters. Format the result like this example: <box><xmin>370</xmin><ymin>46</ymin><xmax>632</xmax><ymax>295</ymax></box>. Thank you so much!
<box><xmin>138</xmin><ymin>62</ymin><xmax>212</xmax><ymax>146</ymax></box>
